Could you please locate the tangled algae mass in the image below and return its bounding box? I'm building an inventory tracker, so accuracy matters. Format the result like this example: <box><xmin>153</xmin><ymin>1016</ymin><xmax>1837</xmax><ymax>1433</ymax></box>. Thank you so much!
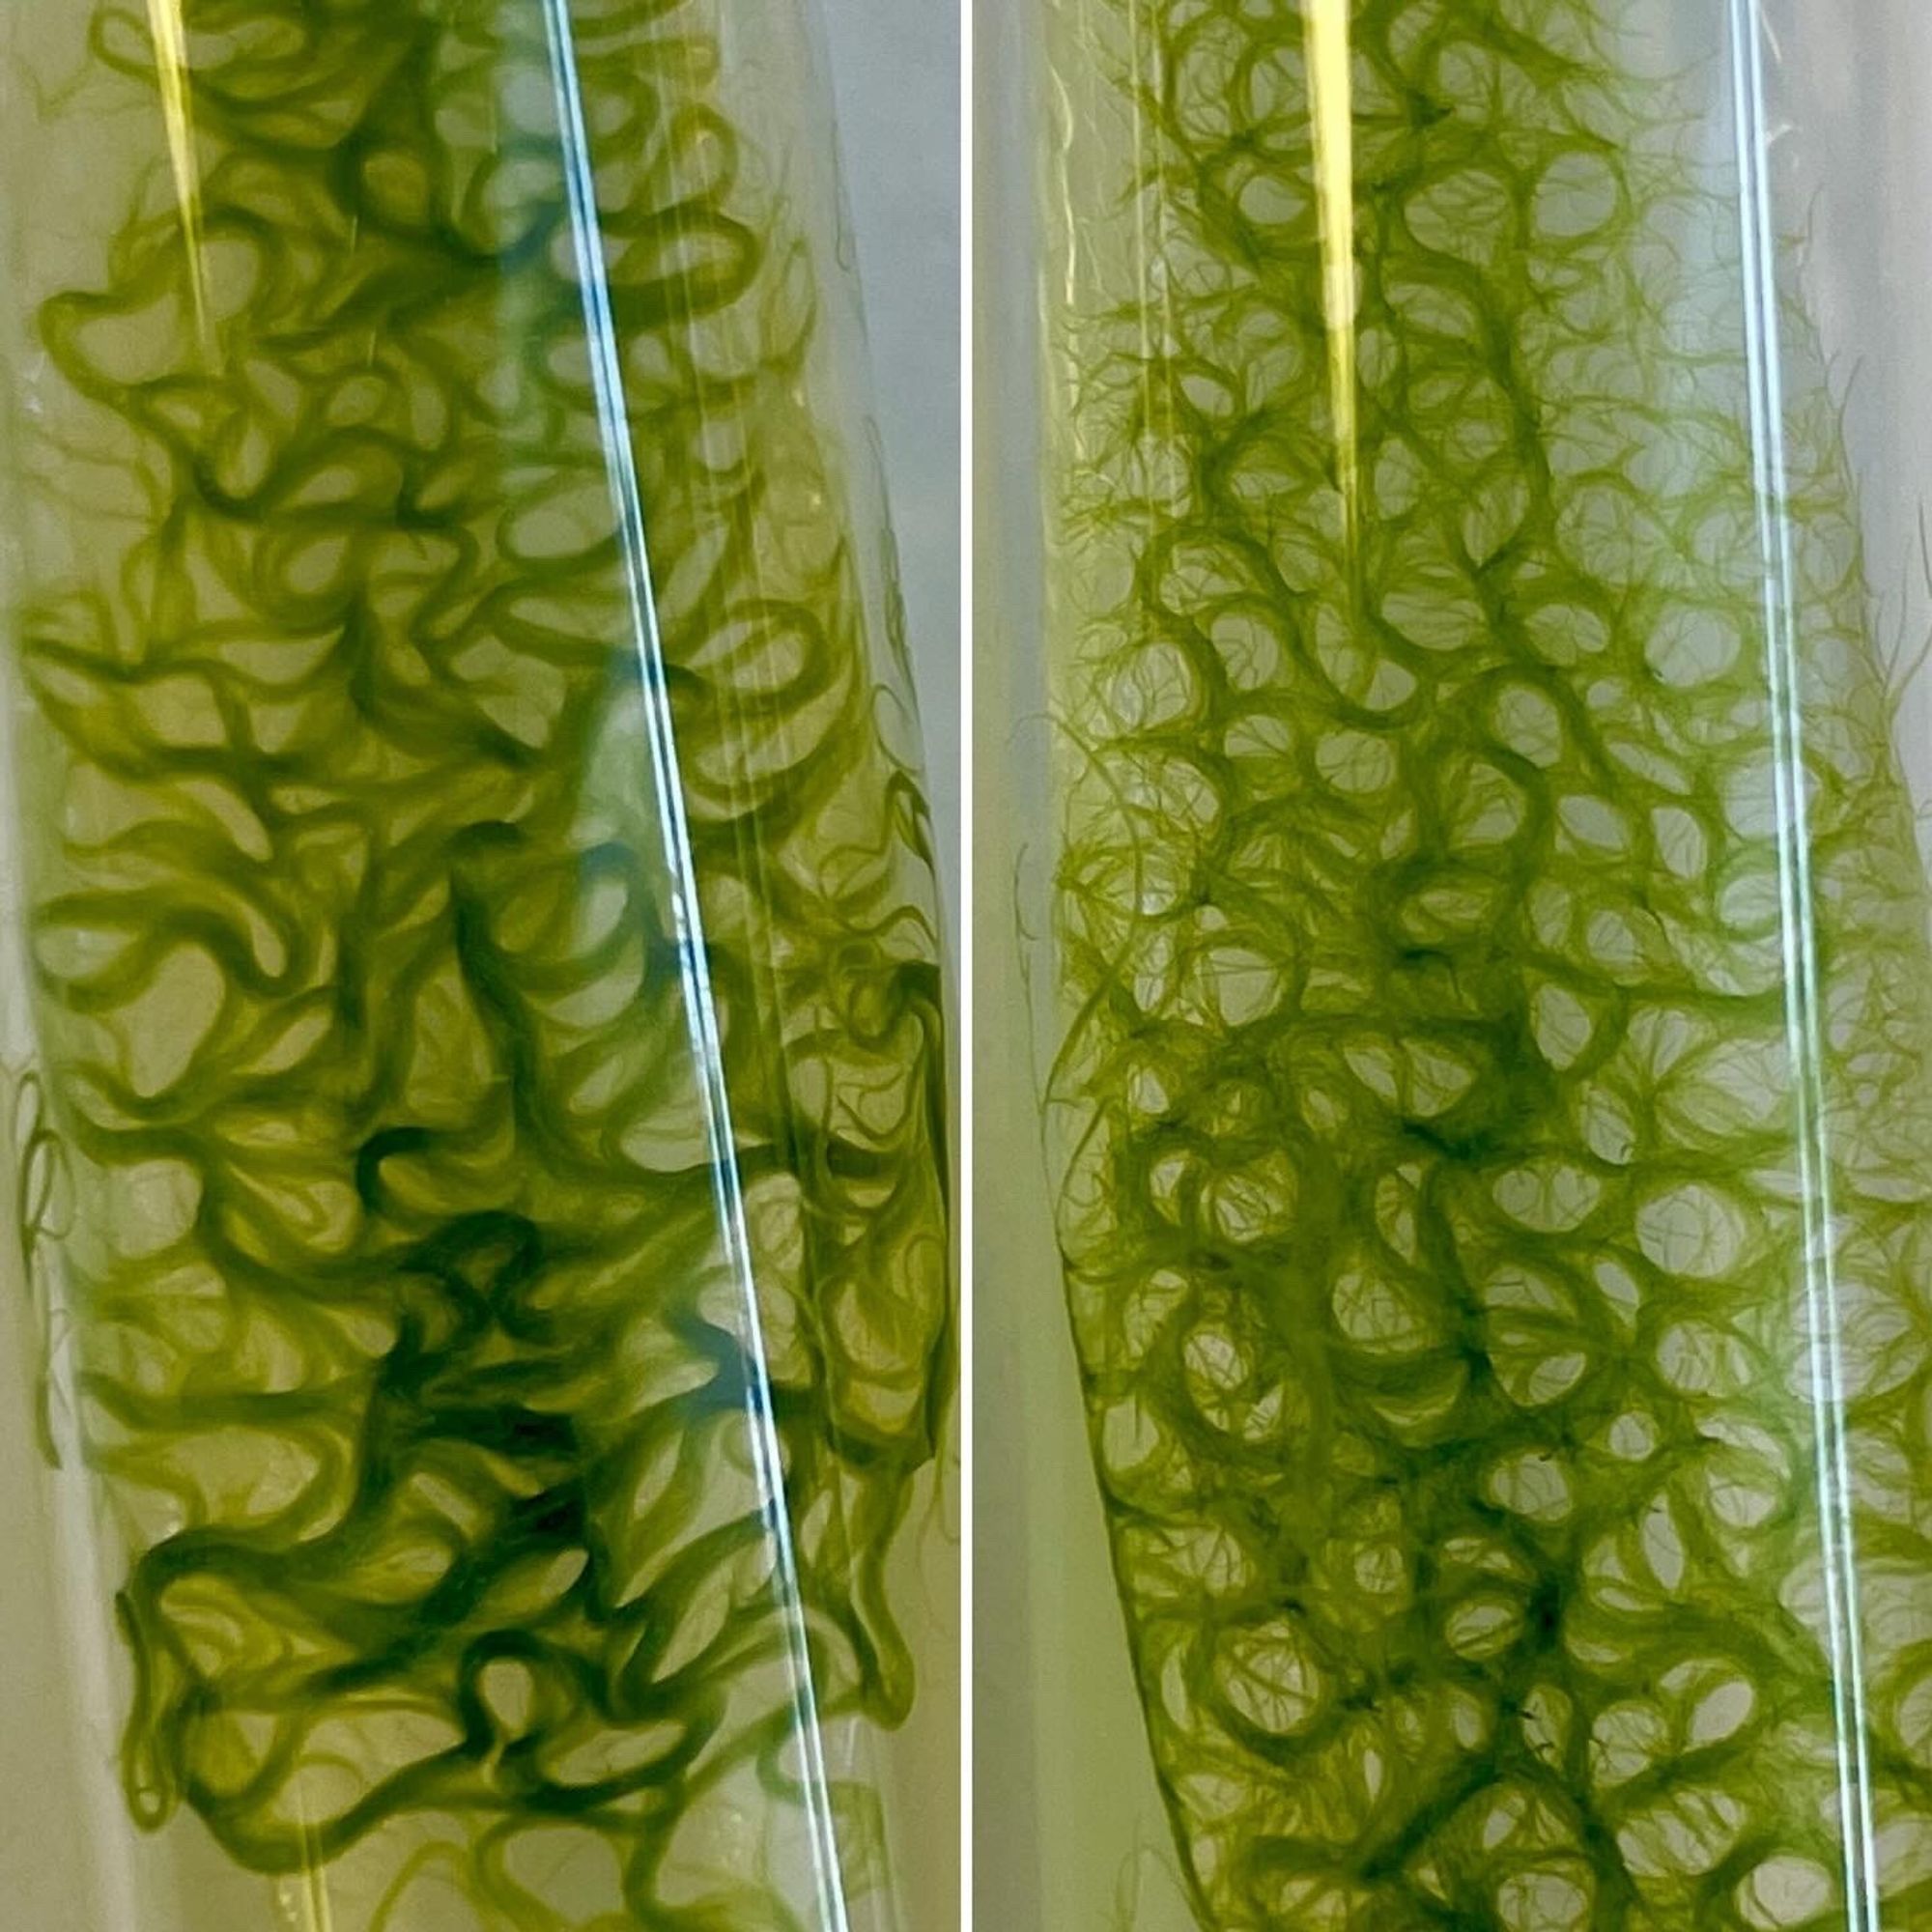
<box><xmin>1045</xmin><ymin>2</ymin><xmax>1932</xmax><ymax>1927</ymax></box>
<box><xmin>4</xmin><ymin>1</ymin><xmax>947</xmax><ymax>1926</ymax></box>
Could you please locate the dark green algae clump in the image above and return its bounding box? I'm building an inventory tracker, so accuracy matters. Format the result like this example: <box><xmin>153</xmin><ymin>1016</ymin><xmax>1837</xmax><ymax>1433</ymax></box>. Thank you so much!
<box><xmin>1045</xmin><ymin>2</ymin><xmax>1932</xmax><ymax>1927</ymax></box>
<box><xmin>5</xmin><ymin>2</ymin><xmax>947</xmax><ymax>1927</ymax></box>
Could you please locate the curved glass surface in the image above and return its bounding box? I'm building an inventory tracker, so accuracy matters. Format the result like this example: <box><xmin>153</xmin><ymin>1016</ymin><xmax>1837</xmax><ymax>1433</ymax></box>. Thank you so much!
<box><xmin>0</xmin><ymin>4</ymin><xmax>952</xmax><ymax>1928</ymax></box>
<box><xmin>1004</xmin><ymin>3</ymin><xmax>1932</xmax><ymax>1926</ymax></box>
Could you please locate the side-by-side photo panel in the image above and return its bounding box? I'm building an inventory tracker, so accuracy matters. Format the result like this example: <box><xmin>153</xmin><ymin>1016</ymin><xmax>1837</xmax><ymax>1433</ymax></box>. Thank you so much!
<box><xmin>18</xmin><ymin>0</ymin><xmax>1932</xmax><ymax>1925</ymax></box>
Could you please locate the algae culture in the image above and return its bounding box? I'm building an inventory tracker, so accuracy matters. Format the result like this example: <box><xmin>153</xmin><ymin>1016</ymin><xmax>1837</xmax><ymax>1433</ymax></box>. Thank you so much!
<box><xmin>1039</xmin><ymin>2</ymin><xmax>1932</xmax><ymax>1926</ymax></box>
<box><xmin>0</xmin><ymin>2</ymin><xmax>949</xmax><ymax>1927</ymax></box>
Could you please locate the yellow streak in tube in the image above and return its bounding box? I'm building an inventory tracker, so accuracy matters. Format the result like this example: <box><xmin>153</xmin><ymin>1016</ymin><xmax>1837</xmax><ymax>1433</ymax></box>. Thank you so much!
<box><xmin>292</xmin><ymin>1867</ymin><xmax>338</xmax><ymax>1932</ymax></box>
<box><xmin>145</xmin><ymin>0</ymin><xmax>210</xmax><ymax>342</ymax></box>
<box><xmin>1303</xmin><ymin>0</ymin><xmax>1358</xmax><ymax>552</ymax></box>
<box><xmin>286</xmin><ymin>1790</ymin><xmax>337</xmax><ymax>1932</ymax></box>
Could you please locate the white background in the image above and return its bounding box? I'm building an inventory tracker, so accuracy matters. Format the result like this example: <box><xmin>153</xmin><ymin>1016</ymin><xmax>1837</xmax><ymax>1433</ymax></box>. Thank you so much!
<box><xmin>819</xmin><ymin>0</ymin><xmax>962</xmax><ymax>935</ymax></box>
<box><xmin>813</xmin><ymin>23</ymin><xmax>961</xmax><ymax>1928</ymax></box>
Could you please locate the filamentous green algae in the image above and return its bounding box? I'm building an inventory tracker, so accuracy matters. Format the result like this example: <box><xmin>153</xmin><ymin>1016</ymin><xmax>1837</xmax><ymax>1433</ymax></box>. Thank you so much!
<box><xmin>2</xmin><ymin>3</ymin><xmax>948</xmax><ymax>1927</ymax></box>
<box><xmin>1042</xmin><ymin>2</ymin><xmax>1932</xmax><ymax>1926</ymax></box>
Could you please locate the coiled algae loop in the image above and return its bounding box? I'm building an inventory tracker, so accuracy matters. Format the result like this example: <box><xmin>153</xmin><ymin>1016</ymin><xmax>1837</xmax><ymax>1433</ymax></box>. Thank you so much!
<box><xmin>0</xmin><ymin>2</ymin><xmax>950</xmax><ymax>1929</ymax></box>
<box><xmin>7</xmin><ymin>1062</ymin><xmax>72</xmax><ymax>1468</ymax></box>
<box><xmin>1038</xmin><ymin>1</ymin><xmax>1932</xmax><ymax>1927</ymax></box>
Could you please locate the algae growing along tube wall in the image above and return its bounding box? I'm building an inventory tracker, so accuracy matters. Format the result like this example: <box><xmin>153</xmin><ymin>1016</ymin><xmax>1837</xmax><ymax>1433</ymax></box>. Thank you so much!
<box><xmin>0</xmin><ymin>2</ymin><xmax>951</xmax><ymax>1929</ymax></box>
<box><xmin>1030</xmin><ymin>0</ymin><xmax>1932</xmax><ymax>1926</ymax></box>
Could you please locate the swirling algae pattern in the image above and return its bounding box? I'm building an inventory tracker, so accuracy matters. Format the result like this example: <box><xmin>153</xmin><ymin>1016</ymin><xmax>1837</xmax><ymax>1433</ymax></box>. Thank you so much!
<box><xmin>5</xmin><ymin>1</ymin><xmax>948</xmax><ymax>1926</ymax></box>
<box><xmin>1044</xmin><ymin>2</ymin><xmax>1932</xmax><ymax>1927</ymax></box>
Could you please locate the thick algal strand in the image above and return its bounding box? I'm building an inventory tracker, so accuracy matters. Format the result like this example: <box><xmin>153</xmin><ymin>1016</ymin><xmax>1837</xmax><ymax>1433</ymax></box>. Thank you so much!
<box><xmin>11</xmin><ymin>1</ymin><xmax>946</xmax><ymax>1926</ymax></box>
<box><xmin>1045</xmin><ymin>2</ymin><xmax>1932</xmax><ymax>1926</ymax></box>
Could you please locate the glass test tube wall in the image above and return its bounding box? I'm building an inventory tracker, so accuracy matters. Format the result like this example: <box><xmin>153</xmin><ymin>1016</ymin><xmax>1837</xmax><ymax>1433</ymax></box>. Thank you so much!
<box><xmin>0</xmin><ymin>3</ymin><xmax>952</xmax><ymax>1929</ymax></box>
<box><xmin>1007</xmin><ymin>2</ymin><xmax>1932</xmax><ymax>1927</ymax></box>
